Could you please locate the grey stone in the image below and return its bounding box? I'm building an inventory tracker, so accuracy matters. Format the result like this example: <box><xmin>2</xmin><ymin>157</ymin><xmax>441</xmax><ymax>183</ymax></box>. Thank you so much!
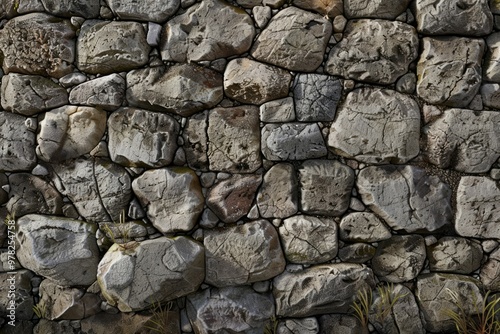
<box><xmin>147</xmin><ymin>22</ymin><xmax>162</xmax><ymax>46</ymax></box>
<box><xmin>187</xmin><ymin>286</ymin><xmax>275</xmax><ymax>334</ymax></box>
<box><xmin>279</xmin><ymin>215</ymin><xmax>338</xmax><ymax>264</ymax></box>
<box><xmin>0</xmin><ymin>112</ymin><xmax>37</xmax><ymax>172</ymax></box>
<box><xmin>108</xmin><ymin>107</ymin><xmax>179</xmax><ymax>168</ymax></box>
<box><xmin>260</xmin><ymin>97</ymin><xmax>295</xmax><ymax>123</ymax></box>
<box><xmin>98</xmin><ymin>236</ymin><xmax>204</xmax><ymax>312</ymax></box>
<box><xmin>292</xmin><ymin>0</ymin><xmax>343</xmax><ymax>18</ymax></box>
<box><xmin>0</xmin><ymin>173</ymin><xmax>7</xmax><ymax>205</ymax></box>
<box><xmin>0</xmin><ymin>0</ymin><xmax>43</xmax><ymax>19</ymax></box>
<box><xmin>126</xmin><ymin>65</ymin><xmax>223</xmax><ymax>117</ymax></box>
<box><xmin>344</xmin><ymin>0</ymin><xmax>411</xmax><ymax>19</ymax></box>
<box><xmin>251</xmin><ymin>7</ymin><xmax>332</xmax><ymax>72</ymax></box>
<box><xmin>205</xmin><ymin>220</ymin><xmax>286</xmax><ymax>287</ymax></box>
<box><xmin>69</xmin><ymin>74</ymin><xmax>125</xmax><ymax>111</ymax></box>
<box><xmin>480</xmin><ymin>248</ymin><xmax>500</xmax><ymax>291</ymax></box>
<box><xmin>484</xmin><ymin>32</ymin><xmax>500</xmax><ymax>83</ymax></box>
<box><xmin>224</xmin><ymin>58</ymin><xmax>291</xmax><ymax>105</ymax></box>
<box><xmin>16</xmin><ymin>214</ymin><xmax>99</xmax><ymax>286</ymax></box>
<box><xmin>417</xmin><ymin>37</ymin><xmax>485</xmax><ymax>107</ymax></box>
<box><xmin>328</xmin><ymin>88</ymin><xmax>420</xmax><ymax>164</ymax></box>
<box><xmin>273</xmin><ymin>264</ymin><xmax>375</xmax><ymax>317</ymax></box>
<box><xmin>257</xmin><ymin>163</ymin><xmax>298</xmax><ymax>218</ymax></box>
<box><xmin>422</xmin><ymin>109</ymin><xmax>500</xmax><ymax>173</ymax></box>
<box><xmin>0</xmin><ymin>13</ymin><xmax>75</xmax><ymax>78</ymax></box>
<box><xmin>277</xmin><ymin>318</ymin><xmax>319</xmax><ymax>334</ymax></box>
<box><xmin>333</xmin><ymin>15</ymin><xmax>347</xmax><ymax>32</ymax></box>
<box><xmin>416</xmin><ymin>0</ymin><xmax>493</xmax><ymax>36</ymax></box>
<box><xmin>298</xmin><ymin>160</ymin><xmax>354</xmax><ymax>216</ymax></box>
<box><xmin>339</xmin><ymin>212</ymin><xmax>392</xmax><ymax>242</ymax></box>
<box><xmin>293</xmin><ymin>74</ymin><xmax>342</xmax><ymax>122</ymax></box>
<box><xmin>1</xmin><ymin>74</ymin><xmax>68</xmax><ymax>116</ymax></box>
<box><xmin>357</xmin><ymin>165</ymin><xmax>453</xmax><ymax>233</ymax></box>
<box><xmin>372</xmin><ymin>235</ymin><xmax>426</xmax><ymax>283</ymax></box>
<box><xmin>481</xmin><ymin>83</ymin><xmax>500</xmax><ymax>109</ymax></box>
<box><xmin>77</xmin><ymin>20</ymin><xmax>150</xmax><ymax>75</ymax></box>
<box><xmin>326</xmin><ymin>20</ymin><xmax>418</xmax><ymax>85</ymax></box>
<box><xmin>206</xmin><ymin>174</ymin><xmax>262</xmax><ymax>223</ymax></box>
<box><xmin>427</xmin><ymin>237</ymin><xmax>483</xmax><ymax>274</ymax></box>
<box><xmin>0</xmin><ymin>270</ymin><xmax>34</xmax><ymax>321</ymax></box>
<box><xmin>80</xmin><ymin>312</ymin><xmax>178</xmax><ymax>334</ymax></box>
<box><xmin>34</xmin><ymin>320</ymin><xmax>79</xmax><ymax>334</ymax></box>
<box><xmin>319</xmin><ymin>314</ymin><xmax>365</xmax><ymax>334</ymax></box>
<box><xmin>207</xmin><ymin>106</ymin><xmax>261</xmax><ymax>173</ymax></box>
<box><xmin>395</xmin><ymin>73</ymin><xmax>417</xmax><ymax>94</ymax></box>
<box><xmin>106</xmin><ymin>0</ymin><xmax>180</xmax><ymax>22</ymax></box>
<box><xmin>235</xmin><ymin>0</ymin><xmax>262</xmax><ymax>7</ymax></box>
<box><xmin>338</xmin><ymin>243</ymin><xmax>376</xmax><ymax>264</ymax></box>
<box><xmin>160</xmin><ymin>0</ymin><xmax>255</xmax><ymax>62</ymax></box>
<box><xmin>132</xmin><ymin>168</ymin><xmax>204</xmax><ymax>233</ymax></box>
<box><xmin>262</xmin><ymin>123</ymin><xmax>327</xmax><ymax>160</ymax></box>
<box><xmin>253</xmin><ymin>6</ymin><xmax>272</xmax><ymax>29</ymax></box>
<box><xmin>40</xmin><ymin>0</ymin><xmax>99</xmax><ymax>18</ymax></box>
<box><xmin>183</xmin><ymin>111</ymin><xmax>209</xmax><ymax>170</ymax></box>
<box><xmin>59</xmin><ymin>72</ymin><xmax>87</xmax><ymax>88</ymax></box>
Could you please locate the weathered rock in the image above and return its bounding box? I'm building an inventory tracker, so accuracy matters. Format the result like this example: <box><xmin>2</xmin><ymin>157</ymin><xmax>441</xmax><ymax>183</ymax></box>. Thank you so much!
<box><xmin>6</xmin><ymin>173</ymin><xmax>63</xmax><ymax>216</ymax></box>
<box><xmin>277</xmin><ymin>318</ymin><xmax>319</xmax><ymax>334</ymax></box>
<box><xmin>98</xmin><ymin>237</ymin><xmax>204</xmax><ymax>312</ymax></box>
<box><xmin>396</xmin><ymin>73</ymin><xmax>417</xmax><ymax>94</ymax></box>
<box><xmin>40</xmin><ymin>0</ymin><xmax>99</xmax><ymax>18</ymax></box>
<box><xmin>328</xmin><ymin>88</ymin><xmax>420</xmax><ymax>164</ymax></box>
<box><xmin>484</xmin><ymin>32</ymin><xmax>500</xmax><ymax>83</ymax></box>
<box><xmin>0</xmin><ymin>112</ymin><xmax>37</xmax><ymax>172</ymax></box>
<box><xmin>293</xmin><ymin>74</ymin><xmax>342</xmax><ymax>122</ymax></box>
<box><xmin>417</xmin><ymin>37</ymin><xmax>485</xmax><ymax>107</ymax></box>
<box><xmin>325</xmin><ymin>20</ymin><xmax>418</xmax><ymax>84</ymax></box>
<box><xmin>422</xmin><ymin>109</ymin><xmax>500</xmax><ymax>173</ymax></box>
<box><xmin>0</xmin><ymin>270</ymin><xmax>34</xmax><ymax>321</ymax></box>
<box><xmin>318</xmin><ymin>314</ymin><xmax>364</xmax><ymax>334</ymax></box>
<box><xmin>427</xmin><ymin>237</ymin><xmax>483</xmax><ymax>274</ymax></box>
<box><xmin>34</xmin><ymin>320</ymin><xmax>80</xmax><ymax>334</ymax></box>
<box><xmin>292</xmin><ymin>0</ymin><xmax>342</xmax><ymax>18</ymax></box>
<box><xmin>480</xmin><ymin>248</ymin><xmax>500</xmax><ymax>291</ymax></box>
<box><xmin>187</xmin><ymin>286</ymin><xmax>275</xmax><ymax>334</ymax></box>
<box><xmin>77</xmin><ymin>20</ymin><xmax>150</xmax><ymax>75</ymax></box>
<box><xmin>132</xmin><ymin>168</ymin><xmax>204</xmax><ymax>233</ymax></box>
<box><xmin>126</xmin><ymin>65</ymin><xmax>223</xmax><ymax>117</ymax></box>
<box><xmin>183</xmin><ymin>111</ymin><xmax>209</xmax><ymax>170</ymax></box>
<box><xmin>206</xmin><ymin>174</ymin><xmax>262</xmax><ymax>223</ymax></box>
<box><xmin>1</xmin><ymin>74</ymin><xmax>68</xmax><ymax>116</ymax></box>
<box><xmin>253</xmin><ymin>6</ymin><xmax>272</xmax><ymax>28</ymax></box>
<box><xmin>207</xmin><ymin>106</ymin><xmax>261</xmax><ymax>173</ymax></box>
<box><xmin>108</xmin><ymin>108</ymin><xmax>179</xmax><ymax>168</ymax></box>
<box><xmin>298</xmin><ymin>160</ymin><xmax>354</xmax><ymax>216</ymax></box>
<box><xmin>279</xmin><ymin>215</ymin><xmax>338</xmax><ymax>264</ymax></box>
<box><xmin>481</xmin><ymin>83</ymin><xmax>500</xmax><ymax>109</ymax></box>
<box><xmin>205</xmin><ymin>220</ymin><xmax>285</xmax><ymax>287</ymax></box>
<box><xmin>257</xmin><ymin>163</ymin><xmax>298</xmax><ymax>218</ymax></box>
<box><xmin>0</xmin><ymin>13</ymin><xmax>75</xmax><ymax>78</ymax></box>
<box><xmin>81</xmin><ymin>312</ymin><xmax>176</xmax><ymax>334</ymax></box>
<box><xmin>260</xmin><ymin>97</ymin><xmax>295</xmax><ymax>123</ymax></box>
<box><xmin>273</xmin><ymin>264</ymin><xmax>375</xmax><ymax>317</ymax></box>
<box><xmin>224</xmin><ymin>58</ymin><xmax>291</xmax><ymax>105</ymax></box>
<box><xmin>69</xmin><ymin>74</ymin><xmax>125</xmax><ymax>111</ymax></box>
<box><xmin>37</xmin><ymin>106</ymin><xmax>106</xmax><ymax>162</ymax></box>
<box><xmin>338</xmin><ymin>243</ymin><xmax>376</xmax><ymax>264</ymax></box>
<box><xmin>372</xmin><ymin>235</ymin><xmax>426</xmax><ymax>283</ymax></box>
<box><xmin>262</xmin><ymin>123</ymin><xmax>327</xmax><ymax>160</ymax></box>
<box><xmin>416</xmin><ymin>0</ymin><xmax>493</xmax><ymax>36</ymax></box>
<box><xmin>251</xmin><ymin>7</ymin><xmax>332</xmax><ymax>72</ymax></box>
<box><xmin>344</xmin><ymin>0</ymin><xmax>411</xmax><ymax>19</ymax></box>
<box><xmin>107</xmin><ymin>0</ymin><xmax>180</xmax><ymax>22</ymax></box>
<box><xmin>15</xmin><ymin>214</ymin><xmax>99</xmax><ymax>286</ymax></box>
<box><xmin>160</xmin><ymin>0</ymin><xmax>255</xmax><ymax>62</ymax></box>
<box><xmin>339</xmin><ymin>212</ymin><xmax>392</xmax><ymax>242</ymax></box>
<box><xmin>0</xmin><ymin>173</ymin><xmax>8</xmax><ymax>204</ymax></box>
<box><xmin>357</xmin><ymin>165</ymin><xmax>452</xmax><ymax>233</ymax></box>
<box><xmin>51</xmin><ymin>158</ymin><xmax>132</xmax><ymax>223</ymax></box>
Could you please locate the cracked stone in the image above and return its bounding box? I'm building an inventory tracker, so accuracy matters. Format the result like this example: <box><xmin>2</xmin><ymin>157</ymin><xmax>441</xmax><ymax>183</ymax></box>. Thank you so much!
<box><xmin>257</xmin><ymin>163</ymin><xmax>298</xmax><ymax>219</ymax></box>
<box><xmin>480</xmin><ymin>247</ymin><xmax>500</xmax><ymax>291</ymax></box>
<box><xmin>40</xmin><ymin>0</ymin><xmax>100</xmax><ymax>18</ymax></box>
<box><xmin>259</xmin><ymin>97</ymin><xmax>295</xmax><ymax>123</ymax></box>
<box><xmin>339</xmin><ymin>212</ymin><xmax>392</xmax><ymax>242</ymax></box>
<box><xmin>344</xmin><ymin>0</ymin><xmax>411</xmax><ymax>19</ymax></box>
<box><xmin>0</xmin><ymin>112</ymin><xmax>37</xmax><ymax>172</ymax></box>
<box><xmin>319</xmin><ymin>314</ymin><xmax>365</xmax><ymax>334</ymax></box>
<box><xmin>427</xmin><ymin>237</ymin><xmax>483</xmax><ymax>274</ymax></box>
<box><xmin>292</xmin><ymin>0</ymin><xmax>343</xmax><ymax>18</ymax></box>
<box><xmin>69</xmin><ymin>74</ymin><xmax>125</xmax><ymax>111</ymax></box>
<box><xmin>481</xmin><ymin>83</ymin><xmax>500</xmax><ymax>109</ymax></box>
<box><xmin>183</xmin><ymin>111</ymin><xmax>209</xmax><ymax>171</ymax></box>
<box><xmin>106</xmin><ymin>0</ymin><xmax>180</xmax><ymax>22</ymax></box>
<box><xmin>277</xmin><ymin>318</ymin><xmax>319</xmax><ymax>334</ymax></box>
<box><xmin>484</xmin><ymin>32</ymin><xmax>500</xmax><ymax>83</ymax></box>
<box><xmin>338</xmin><ymin>243</ymin><xmax>376</xmax><ymax>264</ymax></box>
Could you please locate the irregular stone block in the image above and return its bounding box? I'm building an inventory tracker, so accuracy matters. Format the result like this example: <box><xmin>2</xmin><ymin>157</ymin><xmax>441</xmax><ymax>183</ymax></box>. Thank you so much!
<box><xmin>357</xmin><ymin>165</ymin><xmax>452</xmax><ymax>234</ymax></box>
<box><xmin>484</xmin><ymin>32</ymin><xmax>500</xmax><ymax>83</ymax></box>
<box><xmin>262</xmin><ymin>123</ymin><xmax>327</xmax><ymax>160</ymax></box>
<box><xmin>34</xmin><ymin>320</ymin><xmax>78</xmax><ymax>334</ymax></box>
<box><xmin>132</xmin><ymin>168</ymin><xmax>204</xmax><ymax>233</ymax></box>
<box><xmin>427</xmin><ymin>237</ymin><xmax>482</xmax><ymax>274</ymax></box>
<box><xmin>0</xmin><ymin>13</ymin><xmax>75</xmax><ymax>78</ymax></box>
<box><xmin>0</xmin><ymin>173</ymin><xmax>8</xmax><ymax>205</ymax></box>
<box><xmin>481</xmin><ymin>83</ymin><xmax>500</xmax><ymax>109</ymax></box>
<box><xmin>273</xmin><ymin>264</ymin><xmax>375</xmax><ymax>317</ymax></box>
<box><xmin>480</xmin><ymin>248</ymin><xmax>500</xmax><ymax>291</ymax></box>
<box><xmin>107</xmin><ymin>0</ymin><xmax>180</xmax><ymax>22</ymax></box>
<box><xmin>0</xmin><ymin>270</ymin><xmax>34</xmax><ymax>321</ymax></box>
<box><xmin>328</xmin><ymin>88</ymin><xmax>420</xmax><ymax>164</ymax></box>
<box><xmin>339</xmin><ymin>212</ymin><xmax>392</xmax><ymax>242</ymax></box>
<box><xmin>253</xmin><ymin>5</ymin><xmax>272</xmax><ymax>28</ymax></box>
<box><xmin>259</xmin><ymin>97</ymin><xmax>295</xmax><ymax>123</ymax></box>
<box><xmin>293</xmin><ymin>74</ymin><xmax>342</xmax><ymax>121</ymax></box>
<box><xmin>183</xmin><ymin>111</ymin><xmax>209</xmax><ymax>171</ymax></box>
<box><xmin>257</xmin><ymin>163</ymin><xmax>298</xmax><ymax>218</ymax></box>
<box><xmin>292</xmin><ymin>0</ymin><xmax>343</xmax><ymax>18</ymax></box>
<box><xmin>326</xmin><ymin>20</ymin><xmax>418</xmax><ymax>84</ymax></box>
<box><xmin>224</xmin><ymin>58</ymin><xmax>291</xmax><ymax>105</ymax></box>
<box><xmin>108</xmin><ymin>107</ymin><xmax>179</xmax><ymax>168</ymax></box>
<box><xmin>338</xmin><ymin>243</ymin><xmax>376</xmax><ymax>264</ymax></box>
<box><xmin>251</xmin><ymin>7</ymin><xmax>332</xmax><ymax>72</ymax></box>
<box><xmin>16</xmin><ymin>214</ymin><xmax>99</xmax><ymax>286</ymax></box>
<box><xmin>160</xmin><ymin>0</ymin><xmax>255</xmax><ymax>62</ymax></box>
<box><xmin>207</xmin><ymin>106</ymin><xmax>261</xmax><ymax>173</ymax></box>
<box><xmin>69</xmin><ymin>74</ymin><xmax>125</xmax><ymax>111</ymax></box>
<box><xmin>81</xmin><ymin>312</ymin><xmax>176</xmax><ymax>334</ymax></box>
<box><xmin>0</xmin><ymin>112</ymin><xmax>37</xmax><ymax>172</ymax></box>
<box><xmin>77</xmin><ymin>20</ymin><xmax>150</xmax><ymax>75</ymax></box>
<box><xmin>417</xmin><ymin>37</ymin><xmax>485</xmax><ymax>107</ymax></box>
<box><xmin>319</xmin><ymin>314</ymin><xmax>364</xmax><ymax>334</ymax></box>
<box><xmin>126</xmin><ymin>65</ymin><xmax>223</xmax><ymax>117</ymax></box>
<box><xmin>344</xmin><ymin>0</ymin><xmax>411</xmax><ymax>19</ymax></box>
<box><xmin>40</xmin><ymin>0</ymin><xmax>99</xmax><ymax>18</ymax></box>
<box><xmin>98</xmin><ymin>237</ymin><xmax>205</xmax><ymax>312</ymax></box>
<box><xmin>278</xmin><ymin>318</ymin><xmax>319</xmax><ymax>334</ymax></box>
<box><xmin>298</xmin><ymin>160</ymin><xmax>354</xmax><ymax>216</ymax></box>
<box><xmin>422</xmin><ymin>109</ymin><xmax>500</xmax><ymax>173</ymax></box>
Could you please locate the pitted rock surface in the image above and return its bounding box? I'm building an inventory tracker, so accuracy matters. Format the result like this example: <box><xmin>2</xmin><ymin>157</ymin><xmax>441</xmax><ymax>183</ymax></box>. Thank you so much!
<box><xmin>483</xmin><ymin>32</ymin><xmax>500</xmax><ymax>82</ymax></box>
<box><xmin>183</xmin><ymin>110</ymin><xmax>209</xmax><ymax>171</ymax></box>
<box><xmin>338</xmin><ymin>243</ymin><xmax>376</xmax><ymax>264</ymax></box>
<box><xmin>427</xmin><ymin>237</ymin><xmax>483</xmax><ymax>274</ymax></box>
<box><xmin>107</xmin><ymin>0</ymin><xmax>180</xmax><ymax>22</ymax></box>
<box><xmin>277</xmin><ymin>318</ymin><xmax>319</xmax><ymax>334</ymax></box>
<box><xmin>0</xmin><ymin>112</ymin><xmax>37</xmax><ymax>171</ymax></box>
<box><xmin>292</xmin><ymin>0</ymin><xmax>343</xmax><ymax>18</ymax></box>
<box><xmin>481</xmin><ymin>83</ymin><xmax>500</xmax><ymax>108</ymax></box>
<box><xmin>480</xmin><ymin>248</ymin><xmax>500</xmax><ymax>291</ymax></box>
<box><xmin>339</xmin><ymin>212</ymin><xmax>392</xmax><ymax>242</ymax></box>
<box><xmin>344</xmin><ymin>0</ymin><xmax>411</xmax><ymax>19</ymax></box>
<box><xmin>69</xmin><ymin>74</ymin><xmax>125</xmax><ymax>111</ymax></box>
<box><xmin>257</xmin><ymin>163</ymin><xmax>298</xmax><ymax>219</ymax></box>
<box><xmin>40</xmin><ymin>0</ymin><xmax>100</xmax><ymax>18</ymax></box>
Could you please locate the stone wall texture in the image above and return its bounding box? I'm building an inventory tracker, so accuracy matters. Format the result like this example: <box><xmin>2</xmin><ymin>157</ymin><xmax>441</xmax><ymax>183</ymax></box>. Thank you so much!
<box><xmin>1</xmin><ymin>0</ymin><xmax>500</xmax><ymax>333</ymax></box>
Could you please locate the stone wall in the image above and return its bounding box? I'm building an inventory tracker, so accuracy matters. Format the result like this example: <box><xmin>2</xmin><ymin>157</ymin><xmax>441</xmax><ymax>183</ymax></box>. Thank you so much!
<box><xmin>1</xmin><ymin>0</ymin><xmax>500</xmax><ymax>333</ymax></box>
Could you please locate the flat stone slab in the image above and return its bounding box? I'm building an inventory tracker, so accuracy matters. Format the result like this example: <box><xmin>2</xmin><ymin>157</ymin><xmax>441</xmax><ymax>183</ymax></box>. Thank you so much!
<box><xmin>107</xmin><ymin>0</ymin><xmax>180</xmax><ymax>22</ymax></box>
<box><xmin>344</xmin><ymin>0</ymin><xmax>410</xmax><ymax>19</ymax></box>
<box><xmin>339</xmin><ymin>212</ymin><xmax>392</xmax><ymax>243</ymax></box>
<box><xmin>69</xmin><ymin>74</ymin><xmax>125</xmax><ymax>111</ymax></box>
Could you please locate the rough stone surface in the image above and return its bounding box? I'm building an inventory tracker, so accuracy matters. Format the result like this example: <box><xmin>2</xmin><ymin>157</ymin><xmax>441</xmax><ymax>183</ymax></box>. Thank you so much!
<box><xmin>318</xmin><ymin>314</ymin><xmax>365</xmax><ymax>334</ymax></box>
<box><xmin>80</xmin><ymin>312</ymin><xmax>172</xmax><ymax>334</ymax></box>
<box><xmin>183</xmin><ymin>111</ymin><xmax>209</xmax><ymax>170</ymax></box>
<box><xmin>292</xmin><ymin>0</ymin><xmax>342</xmax><ymax>18</ymax></box>
<box><xmin>480</xmin><ymin>247</ymin><xmax>500</xmax><ymax>291</ymax></box>
<box><xmin>259</xmin><ymin>97</ymin><xmax>295</xmax><ymax>123</ymax></box>
<box><xmin>126</xmin><ymin>65</ymin><xmax>223</xmax><ymax>117</ymax></box>
<box><xmin>132</xmin><ymin>168</ymin><xmax>204</xmax><ymax>233</ymax></box>
<box><xmin>485</xmin><ymin>33</ymin><xmax>500</xmax><ymax>83</ymax></box>
<box><xmin>205</xmin><ymin>220</ymin><xmax>286</xmax><ymax>287</ymax></box>
<box><xmin>357</xmin><ymin>165</ymin><xmax>452</xmax><ymax>233</ymax></box>
<box><xmin>16</xmin><ymin>214</ymin><xmax>99</xmax><ymax>287</ymax></box>
<box><xmin>40</xmin><ymin>0</ymin><xmax>100</xmax><ymax>18</ymax></box>
<box><xmin>277</xmin><ymin>318</ymin><xmax>319</xmax><ymax>334</ymax></box>
<box><xmin>160</xmin><ymin>0</ymin><xmax>255</xmax><ymax>62</ymax></box>
<box><xmin>339</xmin><ymin>212</ymin><xmax>392</xmax><ymax>242</ymax></box>
<box><xmin>0</xmin><ymin>112</ymin><xmax>37</xmax><ymax>172</ymax></box>
<box><xmin>338</xmin><ymin>243</ymin><xmax>376</xmax><ymax>264</ymax></box>
<box><xmin>328</xmin><ymin>88</ymin><xmax>420</xmax><ymax>164</ymax></box>
<box><xmin>251</xmin><ymin>7</ymin><xmax>332</xmax><ymax>72</ymax></box>
<box><xmin>481</xmin><ymin>83</ymin><xmax>500</xmax><ymax>108</ymax></box>
<box><xmin>417</xmin><ymin>37</ymin><xmax>485</xmax><ymax>107</ymax></box>
<box><xmin>428</xmin><ymin>237</ymin><xmax>483</xmax><ymax>274</ymax></box>
<box><xmin>97</xmin><ymin>236</ymin><xmax>205</xmax><ymax>312</ymax></box>
<box><xmin>108</xmin><ymin>107</ymin><xmax>179</xmax><ymax>168</ymax></box>
<box><xmin>0</xmin><ymin>270</ymin><xmax>34</xmax><ymax>321</ymax></box>
<box><xmin>107</xmin><ymin>0</ymin><xmax>180</xmax><ymax>22</ymax></box>
<box><xmin>253</xmin><ymin>6</ymin><xmax>272</xmax><ymax>28</ymax></box>
<box><xmin>257</xmin><ymin>163</ymin><xmax>298</xmax><ymax>219</ymax></box>
<box><xmin>326</xmin><ymin>20</ymin><xmax>418</xmax><ymax>84</ymax></box>
<box><xmin>344</xmin><ymin>0</ymin><xmax>411</xmax><ymax>19</ymax></box>
<box><xmin>69</xmin><ymin>74</ymin><xmax>125</xmax><ymax>111</ymax></box>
